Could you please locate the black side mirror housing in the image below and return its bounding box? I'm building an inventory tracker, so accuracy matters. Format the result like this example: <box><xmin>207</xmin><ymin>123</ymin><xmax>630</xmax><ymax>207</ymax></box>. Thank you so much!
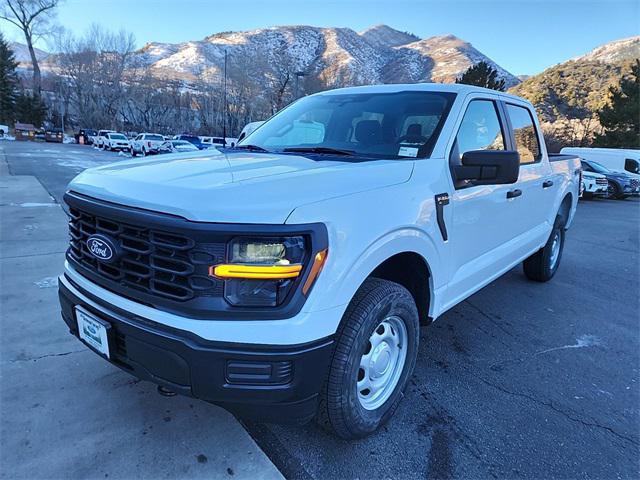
<box><xmin>455</xmin><ymin>150</ymin><xmax>520</xmax><ymax>185</ymax></box>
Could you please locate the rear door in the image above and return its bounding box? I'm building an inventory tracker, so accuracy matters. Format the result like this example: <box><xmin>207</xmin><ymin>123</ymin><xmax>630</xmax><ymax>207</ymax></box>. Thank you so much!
<box><xmin>502</xmin><ymin>102</ymin><xmax>553</xmax><ymax>241</ymax></box>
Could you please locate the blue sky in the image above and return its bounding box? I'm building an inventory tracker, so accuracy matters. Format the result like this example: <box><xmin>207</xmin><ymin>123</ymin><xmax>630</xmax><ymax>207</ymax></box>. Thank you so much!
<box><xmin>3</xmin><ymin>0</ymin><xmax>639</xmax><ymax>75</ymax></box>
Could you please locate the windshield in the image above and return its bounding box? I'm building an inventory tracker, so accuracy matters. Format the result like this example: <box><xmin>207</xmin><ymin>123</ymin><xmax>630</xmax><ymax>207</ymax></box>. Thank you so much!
<box><xmin>109</xmin><ymin>133</ymin><xmax>127</xmax><ymax>140</ymax></box>
<box><xmin>181</xmin><ymin>135</ymin><xmax>200</xmax><ymax>142</ymax></box>
<box><xmin>146</xmin><ymin>134</ymin><xmax>163</xmax><ymax>141</ymax></box>
<box><xmin>240</xmin><ymin>91</ymin><xmax>455</xmax><ymax>159</ymax></box>
<box><xmin>587</xmin><ymin>161</ymin><xmax>610</xmax><ymax>173</ymax></box>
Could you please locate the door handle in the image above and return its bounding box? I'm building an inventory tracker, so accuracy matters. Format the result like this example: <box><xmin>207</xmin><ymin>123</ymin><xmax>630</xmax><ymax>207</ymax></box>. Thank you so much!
<box><xmin>543</xmin><ymin>180</ymin><xmax>554</xmax><ymax>188</ymax></box>
<box><xmin>506</xmin><ymin>189</ymin><xmax>522</xmax><ymax>199</ymax></box>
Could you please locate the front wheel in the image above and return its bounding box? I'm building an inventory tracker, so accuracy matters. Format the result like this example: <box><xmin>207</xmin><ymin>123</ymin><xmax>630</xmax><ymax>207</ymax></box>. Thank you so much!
<box><xmin>316</xmin><ymin>278</ymin><xmax>419</xmax><ymax>439</ymax></box>
<box><xmin>523</xmin><ymin>219</ymin><xmax>565</xmax><ymax>282</ymax></box>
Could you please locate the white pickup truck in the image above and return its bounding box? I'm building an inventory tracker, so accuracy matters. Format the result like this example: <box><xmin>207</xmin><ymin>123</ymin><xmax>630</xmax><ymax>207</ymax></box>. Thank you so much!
<box><xmin>59</xmin><ymin>84</ymin><xmax>580</xmax><ymax>439</ymax></box>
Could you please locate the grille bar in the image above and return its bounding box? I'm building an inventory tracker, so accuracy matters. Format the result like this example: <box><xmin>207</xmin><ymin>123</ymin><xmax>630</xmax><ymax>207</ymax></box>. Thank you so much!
<box><xmin>67</xmin><ymin>207</ymin><xmax>221</xmax><ymax>302</ymax></box>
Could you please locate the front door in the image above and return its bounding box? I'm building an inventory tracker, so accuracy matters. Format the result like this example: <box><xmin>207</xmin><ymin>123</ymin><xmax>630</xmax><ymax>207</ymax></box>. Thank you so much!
<box><xmin>442</xmin><ymin>96</ymin><xmax>523</xmax><ymax>310</ymax></box>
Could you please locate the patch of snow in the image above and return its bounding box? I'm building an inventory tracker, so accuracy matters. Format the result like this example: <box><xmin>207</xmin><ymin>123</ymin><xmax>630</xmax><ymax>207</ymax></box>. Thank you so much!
<box><xmin>12</xmin><ymin>202</ymin><xmax>58</xmax><ymax>207</ymax></box>
<box><xmin>34</xmin><ymin>276</ymin><xmax>59</xmax><ymax>288</ymax></box>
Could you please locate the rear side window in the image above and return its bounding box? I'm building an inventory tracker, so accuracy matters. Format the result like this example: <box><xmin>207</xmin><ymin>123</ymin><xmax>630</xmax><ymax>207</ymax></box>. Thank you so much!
<box><xmin>455</xmin><ymin>100</ymin><xmax>505</xmax><ymax>155</ymax></box>
<box><xmin>625</xmin><ymin>158</ymin><xmax>639</xmax><ymax>174</ymax></box>
<box><xmin>506</xmin><ymin>104</ymin><xmax>541</xmax><ymax>164</ymax></box>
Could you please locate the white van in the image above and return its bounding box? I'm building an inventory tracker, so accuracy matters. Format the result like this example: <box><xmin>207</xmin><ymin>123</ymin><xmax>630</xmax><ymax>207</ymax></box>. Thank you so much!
<box><xmin>237</xmin><ymin>121</ymin><xmax>265</xmax><ymax>143</ymax></box>
<box><xmin>561</xmin><ymin>147</ymin><xmax>640</xmax><ymax>176</ymax></box>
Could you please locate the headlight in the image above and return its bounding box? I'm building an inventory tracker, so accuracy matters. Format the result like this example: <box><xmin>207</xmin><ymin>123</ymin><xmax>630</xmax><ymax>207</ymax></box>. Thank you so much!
<box><xmin>211</xmin><ymin>237</ymin><xmax>308</xmax><ymax>307</ymax></box>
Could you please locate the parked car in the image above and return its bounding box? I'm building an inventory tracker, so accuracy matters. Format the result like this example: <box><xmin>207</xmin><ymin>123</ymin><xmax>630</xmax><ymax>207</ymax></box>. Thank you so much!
<box><xmin>131</xmin><ymin>133</ymin><xmax>165</xmax><ymax>156</ymax></box>
<box><xmin>580</xmin><ymin>159</ymin><xmax>639</xmax><ymax>199</ymax></box>
<box><xmin>158</xmin><ymin>139</ymin><xmax>200</xmax><ymax>154</ymax></box>
<box><xmin>45</xmin><ymin>128</ymin><xmax>63</xmax><ymax>143</ymax></box>
<box><xmin>200</xmin><ymin>136</ymin><xmax>233</xmax><ymax>148</ymax></box>
<box><xmin>96</xmin><ymin>130</ymin><xmax>116</xmax><ymax>149</ymax></box>
<box><xmin>561</xmin><ymin>147</ymin><xmax>640</xmax><ymax>176</ymax></box>
<box><xmin>581</xmin><ymin>170</ymin><xmax>608</xmax><ymax>198</ymax></box>
<box><xmin>76</xmin><ymin>129</ymin><xmax>97</xmax><ymax>145</ymax></box>
<box><xmin>34</xmin><ymin>128</ymin><xmax>46</xmax><ymax>141</ymax></box>
<box><xmin>237</xmin><ymin>121</ymin><xmax>265</xmax><ymax>143</ymax></box>
<box><xmin>103</xmin><ymin>132</ymin><xmax>131</xmax><ymax>152</ymax></box>
<box><xmin>59</xmin><ymin>84</ymin><xmax>580</xmax><ymax>439</ymax></box>
<box><xmin>174</xmin><ymin>134</ymin><xmax>208</xmax><ymax>150</ymax></box>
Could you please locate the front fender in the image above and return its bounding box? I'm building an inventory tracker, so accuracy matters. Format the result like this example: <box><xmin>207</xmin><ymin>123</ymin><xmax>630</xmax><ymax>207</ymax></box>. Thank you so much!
<box><xmin>288</xmin><ymin>180</ymin><xmax>446</xmax><ymax>321</ymax></box>
<box><xmin>322</xmin><ymin>227</ymin><xmax>443</xmax><ymax>317</ymax></box>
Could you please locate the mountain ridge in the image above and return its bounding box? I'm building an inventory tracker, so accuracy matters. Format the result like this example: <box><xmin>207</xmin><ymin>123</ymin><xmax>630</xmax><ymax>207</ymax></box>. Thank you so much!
<box><xmin>127</xmin><ymin>24</ymin><xmax>522</xmax><ymax>87</ymax></box>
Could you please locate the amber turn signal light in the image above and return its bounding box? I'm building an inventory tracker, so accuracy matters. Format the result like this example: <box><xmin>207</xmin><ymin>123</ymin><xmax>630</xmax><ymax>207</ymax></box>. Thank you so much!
<box><xmin>302</xmin><ymin>249</ymin><xmax>328</xmax><ymax>295</ymax></box>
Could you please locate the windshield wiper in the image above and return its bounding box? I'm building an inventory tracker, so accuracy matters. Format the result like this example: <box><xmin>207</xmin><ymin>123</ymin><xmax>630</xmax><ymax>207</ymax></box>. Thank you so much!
<box><xmin>283</xmin><ymin>146</ymin><xmax>355</xmax><ymax>156</ymax></box>
<box><xmin>235</xmin><ymin>144</ymin><xmax>270</xmax><ymax>152</ymax></box>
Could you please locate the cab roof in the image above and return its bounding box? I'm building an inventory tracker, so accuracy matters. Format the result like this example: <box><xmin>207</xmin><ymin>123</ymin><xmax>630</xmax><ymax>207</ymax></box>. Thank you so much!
<box><xmin>315</xmin><ymin>82</ymin><xmax>528</xmax><ymax>104</ymax></box>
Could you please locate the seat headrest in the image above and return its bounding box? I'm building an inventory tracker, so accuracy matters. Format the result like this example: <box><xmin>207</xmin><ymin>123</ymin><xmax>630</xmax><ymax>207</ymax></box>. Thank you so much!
<box><xmin>355</xmin><ymin>120</ymin><xmax>382</xmax><ymax>145</ymax></box>
<box><xmin>407</xmin><ymin>123</ymin><xmax>422</xmax><ymax>136</ymax></box>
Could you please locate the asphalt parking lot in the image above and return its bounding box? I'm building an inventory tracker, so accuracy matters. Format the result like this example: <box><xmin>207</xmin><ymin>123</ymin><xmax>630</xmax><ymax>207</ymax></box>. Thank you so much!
<box><xmin>2</xmin><ymin>140</ymin><xmax>639</xmax><ymax>479</ymax></box>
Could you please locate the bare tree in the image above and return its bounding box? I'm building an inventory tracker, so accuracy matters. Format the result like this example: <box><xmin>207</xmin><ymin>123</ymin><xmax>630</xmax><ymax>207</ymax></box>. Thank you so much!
<box><xmin>56</xmin><ymin>25</ymin><xmax>136</xmax><ymax>128</ymax></box>
<box><xmin>0</xmin><ymin>0</ymin><xmax>60</xmax><ymax>93</ymax></box>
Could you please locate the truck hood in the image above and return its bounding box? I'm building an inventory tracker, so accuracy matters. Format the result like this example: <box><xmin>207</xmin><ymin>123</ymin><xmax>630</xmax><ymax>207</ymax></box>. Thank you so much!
<box><xmin>68</xmin><ymin>150</ymin><xmax>414</xmax><ymax>223</ymax></box>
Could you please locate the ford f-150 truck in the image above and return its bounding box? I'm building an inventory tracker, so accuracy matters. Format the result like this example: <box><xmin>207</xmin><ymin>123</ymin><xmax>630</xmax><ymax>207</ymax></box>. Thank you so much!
<box><xmin>59</xmin><ymin>84</ymin><xmax>580</xmax><ymax>439</ymax></box>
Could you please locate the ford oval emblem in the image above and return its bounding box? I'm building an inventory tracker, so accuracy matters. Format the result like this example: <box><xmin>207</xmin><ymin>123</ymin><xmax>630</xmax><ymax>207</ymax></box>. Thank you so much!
<box><xmin>86</xmin><ymin>234</ymin><xmax>118</xmax><ymax>263</ymax></box>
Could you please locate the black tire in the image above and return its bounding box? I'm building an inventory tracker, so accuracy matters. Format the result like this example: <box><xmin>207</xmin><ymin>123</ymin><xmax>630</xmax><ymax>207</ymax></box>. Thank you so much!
<box><xmin>316</xmin><ymin>278</ymin><xmax>419</xmax><ymax>439</ymax></box>
<box><xmin>607</xmin><ymin>181</ymin><xmax>624</xmax><ymax>200</ymax></box>
<box><xmin>523</xmin><ymin>218</ymin><xmax>565</xmax><ymax>282</ymax></box>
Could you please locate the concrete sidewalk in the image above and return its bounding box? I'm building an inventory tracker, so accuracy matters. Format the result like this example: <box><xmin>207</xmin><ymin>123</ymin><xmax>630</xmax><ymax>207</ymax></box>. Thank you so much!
<box><xmin>0</xmin><ymin>146</ymin><xmax>283</xmax><ymax>480</ymax></box>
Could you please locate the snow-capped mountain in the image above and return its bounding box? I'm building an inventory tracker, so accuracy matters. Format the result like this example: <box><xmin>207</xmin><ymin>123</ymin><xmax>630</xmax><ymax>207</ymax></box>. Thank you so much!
<box><xmin>8</xmin><ymin>42</ymin><xmax>49</xmax><ymax>68</ymax></box>
<box><xmin>510</xmin><ymin>35</ymin><xmax>639</xmax><ymax>123</ymax></box>
<box><xmin>390</xmin><ymin>34</ymin><xmax>520</xmax><ymax>86</ymax></box>
<box><xmin>134</xmin><ymin>25</ymin><xmax>519</xmax><ymax>87</ymax></box>
<box><xmin>571</xmin><ymin>36</ymin><xmax>640</xmax><ymax>64</ymax></box>
<box><xmin>359</xmin><ymin>24</ymin><xmax>420</xmax><ymax>49</ymax></box>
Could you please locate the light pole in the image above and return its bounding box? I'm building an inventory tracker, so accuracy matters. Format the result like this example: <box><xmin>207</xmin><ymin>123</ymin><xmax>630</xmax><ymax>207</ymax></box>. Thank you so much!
<box><xmin>223</xmin><ymin>49</ymin><xmax>228</xmax><ymax>145</ymax></box>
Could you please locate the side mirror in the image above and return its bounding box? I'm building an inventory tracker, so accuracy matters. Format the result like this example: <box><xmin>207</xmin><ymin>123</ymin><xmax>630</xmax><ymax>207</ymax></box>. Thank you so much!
<box><xmin>455</xmin><ymin>150</ymin><xmax>520</xmax><ymax>185</ymax></box>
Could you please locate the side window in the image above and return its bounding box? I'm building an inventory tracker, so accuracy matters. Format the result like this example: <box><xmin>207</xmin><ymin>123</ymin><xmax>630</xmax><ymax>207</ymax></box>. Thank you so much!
<box><xmin>625</xmin><ymin>158</ymin><xmax>639</xmax><ymax>174</ymax></box>
<box><xmin>506</xmin><ymin>104</ymin><xmax>541</xmax><ymax>164</ymax></box>
<box><xmin>581</xmin><ymin>161</ymin><xmax>593</xmax><ymax>172</ymax></box>
<box><xmin>455</xmin><ymin>100</ymin><xmax>505</xmax><ymax>155</ymax></box>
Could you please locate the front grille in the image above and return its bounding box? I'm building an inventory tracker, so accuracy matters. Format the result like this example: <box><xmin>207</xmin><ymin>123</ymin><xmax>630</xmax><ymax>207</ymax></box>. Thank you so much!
<box><xmin>67</xmin><ymin>206</ymin><xmax>225</xmax><ymax>303</ymax></box>
<box><xmin>630</xmin><ymin>179</ymin><xmax>639</xmax><ymax>188</ymax></box>
<box><xmin>596</xmin><ymin>178</ymin><xmax>608</xmax><ymax>185</ymax></box>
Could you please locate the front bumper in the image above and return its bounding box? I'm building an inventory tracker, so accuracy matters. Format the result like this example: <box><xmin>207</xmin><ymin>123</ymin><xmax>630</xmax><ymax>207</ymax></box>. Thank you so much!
<box><xmin>59</xmin><ymin>275</ymin><xmax>334</xmax><ymax>424</ymax></box>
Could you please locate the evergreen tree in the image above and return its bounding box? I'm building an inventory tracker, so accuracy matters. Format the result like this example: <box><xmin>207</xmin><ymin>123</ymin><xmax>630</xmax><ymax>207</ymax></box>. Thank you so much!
<box><xmin>456</xmin><ymin>61</ymin><xmax>506</xmax><ymax>91</ymax></box>
<box><xmin>593</xmin><ymin>60</ymin><xmax>640</xmax><ymax>148</ymax></box>
<box><xmin>0</xmin><ymin>32</ymin><xmax>18</xmax><ymax>124</ymax></box>
<box><xmin>14</xmin><ymin>91</ymin><xmax>47</xmax><ymax>126</ymax></box>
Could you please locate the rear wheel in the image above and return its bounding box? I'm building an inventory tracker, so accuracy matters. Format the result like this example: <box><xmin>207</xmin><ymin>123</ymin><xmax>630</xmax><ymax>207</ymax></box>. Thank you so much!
<box><xmin>523</xmin><ymin>218</ymin><xmax>565</xmax><ymax>282</ymax></box>
<box><xmin>316</xmin><ymin>278</ymin><xmax>419</xmax><ymax>439</ymax></box>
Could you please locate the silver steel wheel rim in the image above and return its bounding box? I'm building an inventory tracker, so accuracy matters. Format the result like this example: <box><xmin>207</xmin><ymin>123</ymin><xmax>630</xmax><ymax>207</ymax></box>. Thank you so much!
<box><xmin>357</xmin><ymin>315</ymin><xmax>408</xmax><ymax>411</ymax></box>
<box><xmin>549</xmin><ymin>232</ymin><xmax>561</xmax><ymax>269</ymax></box>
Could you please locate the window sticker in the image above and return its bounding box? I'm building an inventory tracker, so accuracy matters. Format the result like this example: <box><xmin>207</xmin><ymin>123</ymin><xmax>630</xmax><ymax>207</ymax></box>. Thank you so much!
<box><xmin>398</xmin><ymin>146</ymin><xmax>419</xmax><ymax>157</ymax></box>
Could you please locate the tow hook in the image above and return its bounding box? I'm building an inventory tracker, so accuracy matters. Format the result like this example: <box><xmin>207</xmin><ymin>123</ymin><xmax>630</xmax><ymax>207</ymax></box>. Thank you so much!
<box><xmin>157</xmin><ymin>385</ymin><xmax>177</xmax><ymax>397</ymax></box>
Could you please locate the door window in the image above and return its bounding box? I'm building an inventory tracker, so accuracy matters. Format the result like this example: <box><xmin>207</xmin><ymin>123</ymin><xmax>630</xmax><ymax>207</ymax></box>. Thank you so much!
<box><xmin>455</xmin><ymin>100</ymin><xmax>505</xmax><ymax>155</ymax></box>
<box><xmin>625</xmin><ymin>158</ymin><xmax>639</xmax><ymax>174</ymax></box>
<box><xmin>506</xmin><ymin>104</ymin><xmax>541</xmax><ymax>164</ymax></box>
